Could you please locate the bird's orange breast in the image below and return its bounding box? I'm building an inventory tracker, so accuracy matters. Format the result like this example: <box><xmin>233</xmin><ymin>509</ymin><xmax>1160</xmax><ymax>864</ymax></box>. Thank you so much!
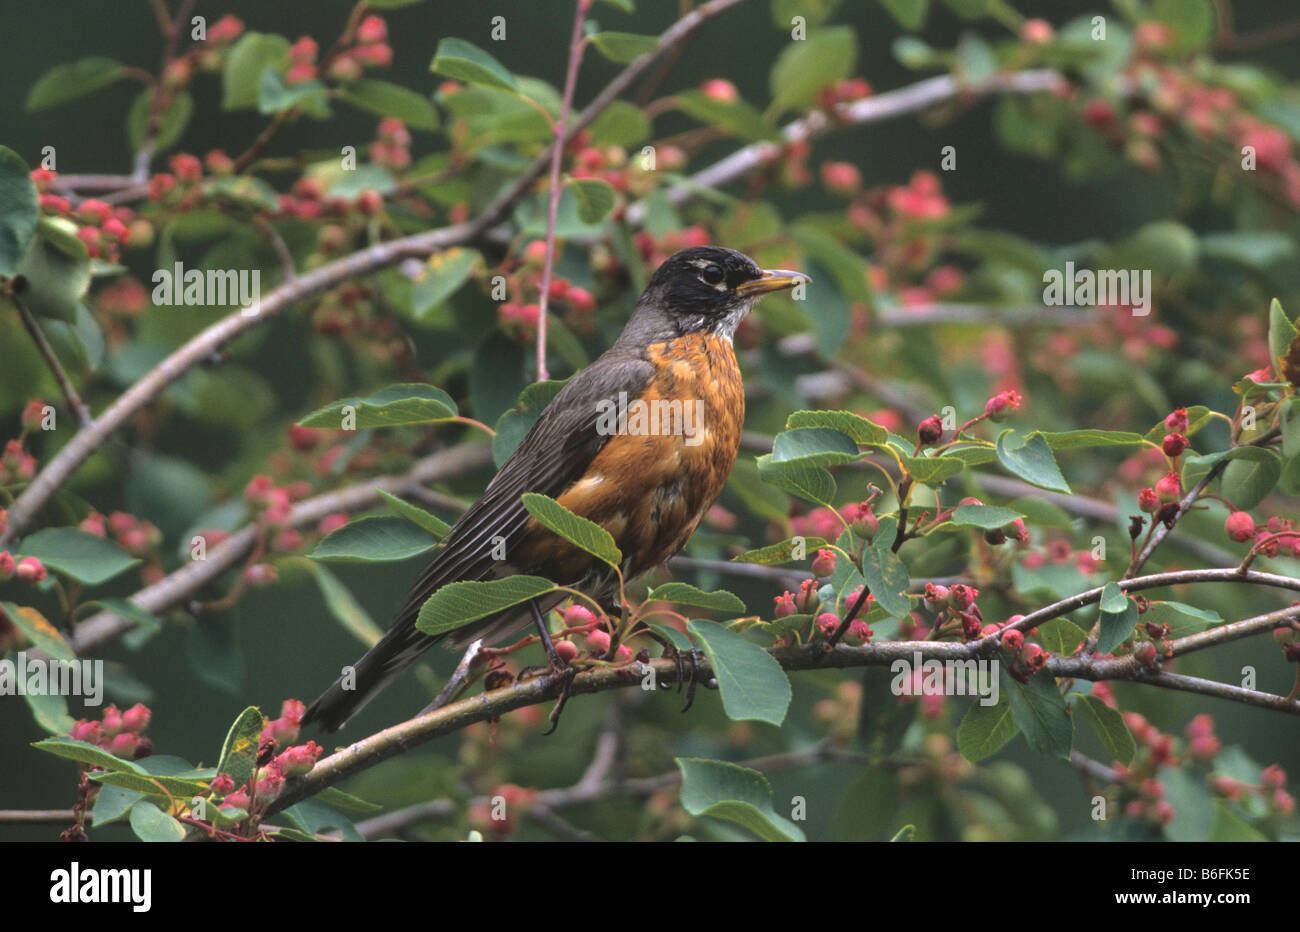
<box><xmin>512</xmin><ymin>332</ymin><xmax>745</xmax><ymax>586</ymax></box>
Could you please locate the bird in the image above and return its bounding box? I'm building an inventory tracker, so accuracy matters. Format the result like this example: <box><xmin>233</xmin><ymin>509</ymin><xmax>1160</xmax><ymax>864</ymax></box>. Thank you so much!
<box><xmin>302</xmin><ymin>246</ymin><xmax>809</xmax><ymax>731</ymax></box>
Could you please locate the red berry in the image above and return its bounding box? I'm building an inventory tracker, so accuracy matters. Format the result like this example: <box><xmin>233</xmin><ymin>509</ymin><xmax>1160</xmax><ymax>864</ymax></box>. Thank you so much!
<box><xmin>1224</xmin><ymin>511</ymin><xmax>1256</xmax><ymax>542</ymax></box>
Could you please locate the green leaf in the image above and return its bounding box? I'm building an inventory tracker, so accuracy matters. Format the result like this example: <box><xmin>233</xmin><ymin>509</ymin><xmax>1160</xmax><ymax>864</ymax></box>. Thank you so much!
<box><xmin>1160</xmin><ymin>766</ymin><xmax>1213</xmax><ymax>841</ymax></box>
<box><xmin>955</xmin><ymin>32</ymin><xmax>997</xmax><ymax>83</ymax></box>
<box><xmin>410</xmin><ymin>248</ymin><xmax>481</xmax><ymax>319</ymax></box>
<box><xmin>957</xmin><ymin>695</ymin><xmax>1019</xmax><ymax>762</ymax></box>
<box><xmin>129</xmin><ymin>801</ymin><xmax>186</xmax><ymax>842</ymax></box>
<box><xmin>768</xmin><ymin>25</ymin><xmax>857</xmax><ymax>114</ymax></box>
<box><xmin>1001</xmin><ymin>668</ymin><xmax>1072</xmax><ymax>759</ymax></box>
<box><xmin>303</xmin><ymin>561</ymin><xmax>384</xmax><ymax>647</ymax></box>
<box><xmin>588</xmin><ymin>101</ymin><xmax>650</xmax><ymax>146</ymax></box>
<box><xmin>215</xmin><ymin>706</ymin><xmax>265</xmax><ymax>790</ymax></box>
<box><xmin>647</xmin><ymin>582</ymin><xmax>745</xmax><ymax>615</ymax></box>
<box><xmin>731</xmin><ymin>536</ymin><xmax>829</xmax><ymax>566</ymax></box>
<box><xmin>676</xmin><ymin>758</ymin><xmax>804</xmax><ymax>841</ymax></box>
<box><xmin>339</xmin><ymin>79</ymin><xmax>439</xmax><ymax>130</ymax></box>
<box><xmin>1096</xmin><ymin>585</ymin><xmax>1138</xmax><ymax>655</ymax></box>
<box><xmin>2</xmin><ymin>603</ymin><xmax>75</xmax><ymax>662</ymax></box>
<box><xmin>1142</xmin><ymin>601</ymin><xmax>1219</xmax><ymax>638</ymax></box>
<box><xmin>686</xmin><ymin>620</ymin><xmax>791</xmax><ymax>725</ymax></box>
<box><xmin>785</xmin><ymin>409</ymin><xmax>886</xmax><ymax>445</ymax></box>
<box><xmin>92</xmin><ymin>785</ymin><xmax>144</xmax><ymax>827</ymax></box>
<box><xmin>878</xmin><ymin>0</ymin><xmax>929</xmax><ymax>30</ymax></box>
<box><xmin>898</xmin><ymin>453</ymin><xmax>964</xmax><ymax>485</ymax></box>
<box><xmin>15</xmin><ymin>527</ymin><xmax>138</xmax><ymax>585</ymax></box>
<box><xmin>375</xmin><ymin>488</ymin><xmax>452</xmax><ymax>538</ymax></box>
<box><xmin>14</xmin><ymin>217</ymin><xmax>91</xmax><ymax>322</ymax></box>
<box><xmin>311</xmin><ymin>515</ymin><xmax>437</xmax><ymax>563</ymax></box>
<box><xmin>25</xmin><ymin>692</ymin><xmax>75</xmax><ymax>735</ymax></box>
<box><xmin>316</xmin><ymin>786</ymin><xmax>383</xmax><ymax>813</ymax></box>
<box><xmin>91</xmin><ymin>769</ymin><xmax>208</xmax><ymax>799</ymax></box>
<box><xmin>1200</xmin><ymin>232</ymin><xmax>1295</xmax><ymax>270</ymax></box>
<box><xmin>126</xmin><ymin>89</ymin><xmax>194</xmax><ymax>153</ymax></box>
<box><xmin>1207</xmin><ymin>802</ymin><xmax>1269</xmax><ymax>842</ymax></box>
<box><xmin>588</xmin><ymin>31</ymin><xmax>658</xmax><ymax>64</ymax></box>
<box><xmin>223</xmin><ymin>33</ymin><xmax>290</xmax><ymax>110</ymax></box>
<box><xmin>675</xmin><ymin>90</ymin><xmax>781</xmax><ymax>143</ymax></box>
<box><xmin>860</xmin><ymin>517</ymin><xmax>910</xmax><ymax>618</ymax></box>
<box><xmin>430</xmin><ymin>38</ymin><xmax>520</xmax><ymax>94</ymax></box>
<box><xmin>257</xmin><ymin>70</ymin><xmax>329</xmax><ymax>116</ymax></box>
<box><xmin>756</xmin><ymin>454</ymin><xmax>836</xmax><ymax>507</ymax></box>
<box><xmin>1075</xmin><ymin>694</ymin><xmax>1136</xmax><ymax>765</ymax></box>
<box><xmin>771</xmin><ymin>427</ymin><xmax>861</xmax><ymax>467</ymax></box>
<box><xmin>520</xmin><ymin>492</ymin><xmax>622</xmax><ymax>569</ymax></box>
<box><xmin>31</xmin><ymin>737</ymin><xmax>144</xmax><ymax>774</ymax></box>
<box><xmin>1037</xmin><ymin>617</ymin><xmax>1087</xmax><ymax>656</ymax></box>
<box><xmin>567</xmin><ymin>177</ymin><xmax>616</xmax><ymax>225</ymax></box>
<box><xmin>416</xmin><ymin>576</ymin><xmax>558</xmax><ymax>637</ymax></box>
<box><xmin>1269</xmin><ymin>299</ymin><xmax>1298</xmax><ymax>382</ymax></box>
<box><xmin>1220</xmin><ymin>446</ymin><xmax>1281</xmax><ymax>511</ymax></box>
<box><xmin>996</xmin><ymin>429</ymin><xmax>1071</xmax><ymax>493</ymax></box>
<box><xmin>0</xmin><ymin>146</ymin><xmax>40</xmax><ymax>277</ymax></box>
<box><xmin>1039</xmin><ymin>429</ymin><xmax>1146</xmax><ymax>450</ymax></box>
<box><xmin>950</xmin><ymin>504</ymin><xmax>1023</xmax><ymax>529</ymax></box>
<box><xmin>893</xmin><ymin>35</ymin><xmax>940</xmax><ymax>69</ymax></box>
<box><xmin>492</xmin><ymin>379</ymin><xmax>566</xmax><ymax>467</ymax></box>
<box><xmin>26</xmin><ymin>57</ymin><xmax>126</xmax><ymax>111</ymax></box>
<box><xmin>298</xmin><ymin>383</ymin><xmax>458</xmax><ymax>428</ymax></box>
<box><xmin>283</xmin><ymin>799</ymin><xmax>363</xmax><ymax>841</ymax></box>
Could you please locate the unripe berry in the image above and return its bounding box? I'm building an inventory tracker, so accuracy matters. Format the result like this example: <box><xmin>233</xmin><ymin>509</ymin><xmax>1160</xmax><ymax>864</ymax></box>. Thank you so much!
<box><xmin>1138</xmin><ymin>487</ymin><xmax>1159</xmax><ymax>513</ymax></box>
<box><xmin>917</xmin><ymin>414</ymin><xmax>944</xmax><ymax>445</ymax></box>
<box><xmin>585</xmin><ymin>627</ymin><xmax>611</xmax><ymax>654</ymax></box>
<box><xmin>1224</xmin><ymin>511</ymin><xmax>1256</xmax><ymax>543</ymax></box>
<box><xmin>1161</xmin><ymin>433</ymin><xmax>1187</xmax><ymax>458</ymax></box>
<box><xmin>700</xmin><ymin>79</ymin><xmax>739</xmax><ymax>103</ymax></box>
<box><xmin>554</xmin><ymin>639</ymin><xmax>578</xmax><ymax>664</ymax></box>
<box><xmin>1001</xmin><ymin>628</ymin><xmax>1025</xmax><ymax>651</ymax></box>
<box><xmin>1154</xmin><ymin>472</ymin><xmax>1181</xmax><ymax>504</ymax></box>
<box><xmin>811</xmin><ymin>548</ymin><xmax>836</xmax><ymax>578</ymax></box>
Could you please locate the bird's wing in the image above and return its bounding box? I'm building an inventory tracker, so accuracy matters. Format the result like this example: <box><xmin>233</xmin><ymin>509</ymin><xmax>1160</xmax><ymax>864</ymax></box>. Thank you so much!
<box><xmin>304</xmin><ymin>348</ymin><xmax>653</xmax><ymax>730</ymax></box>
<box><xmin>392</xmin><ymin>348</ymin><xmax>654</xmax><ymax>618</ymax></box>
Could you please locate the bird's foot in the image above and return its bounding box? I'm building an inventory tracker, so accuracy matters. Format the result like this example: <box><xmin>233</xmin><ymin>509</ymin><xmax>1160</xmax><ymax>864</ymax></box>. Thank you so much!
<box><xmin>540</xmin><ymin>660</ymin><xmax>577</xmax><ymax>736</ymax></box>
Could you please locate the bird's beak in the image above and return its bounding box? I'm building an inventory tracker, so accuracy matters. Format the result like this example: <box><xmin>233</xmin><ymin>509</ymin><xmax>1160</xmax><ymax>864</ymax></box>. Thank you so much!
<box><xmin>736</xmin><ymin>268</ymin><xmax>812</xmax><ymax>296</ymax></box>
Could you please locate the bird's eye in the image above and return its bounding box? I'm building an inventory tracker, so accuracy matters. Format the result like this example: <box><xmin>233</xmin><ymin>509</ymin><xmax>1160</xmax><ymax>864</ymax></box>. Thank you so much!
<box><xmin>701</xmin><ymin>264</ymin><xmax>725</xmax><ymax>285</ymax></box>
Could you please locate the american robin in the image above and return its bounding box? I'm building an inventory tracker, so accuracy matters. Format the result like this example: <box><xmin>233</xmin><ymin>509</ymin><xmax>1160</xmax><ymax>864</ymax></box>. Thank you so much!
<box><xmin>303</xmin><ymin>246</ymin><xmax>808</xmax><ymax>731</ymax></box>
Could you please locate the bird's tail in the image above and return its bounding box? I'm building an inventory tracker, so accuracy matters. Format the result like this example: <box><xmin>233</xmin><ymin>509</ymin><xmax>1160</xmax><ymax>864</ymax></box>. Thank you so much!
<box><xmin>301</xmin><ymin>607</ymin><xmax>437</xmax><ymax>732</ymax></box>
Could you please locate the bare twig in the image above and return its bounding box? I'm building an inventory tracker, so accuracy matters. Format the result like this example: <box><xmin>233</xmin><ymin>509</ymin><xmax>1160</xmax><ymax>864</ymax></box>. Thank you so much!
<box><xmin>534</xmin><ymin>2</ymin><xmax>590</xmax><ymax>381</ymax></box>
<box><xmin>8</xmin><ymin>295</ymin><xmax>93</xmax><ymax>427</ymax></box>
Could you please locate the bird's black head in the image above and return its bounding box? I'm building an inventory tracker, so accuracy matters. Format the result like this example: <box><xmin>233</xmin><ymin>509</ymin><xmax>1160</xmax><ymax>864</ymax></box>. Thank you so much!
<box><xmin>631</xmin><ymin>246</ymin><xmax>809</xmax><ymax>340</ymax></box>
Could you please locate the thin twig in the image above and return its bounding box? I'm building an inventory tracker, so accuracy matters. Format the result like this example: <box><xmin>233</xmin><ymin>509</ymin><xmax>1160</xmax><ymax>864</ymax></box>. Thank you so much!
<box><xmin>8</xmin><ymin>295</ymin><xmax>93</xmax><ymax>428</ymax></box>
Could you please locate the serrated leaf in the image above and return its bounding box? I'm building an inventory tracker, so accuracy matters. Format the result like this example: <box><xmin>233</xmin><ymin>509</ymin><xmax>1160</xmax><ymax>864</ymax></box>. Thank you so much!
<box><xmin>215</xmin><ymin>706</ymin><xmax>264</xmax><ymax>789</ymax></box>
<box><xmin>410</xmin><ymin>248</ymin><xmax>480</xmax><ymax>319</ymax></box>
<box><xmin>416</xmin><ymin>575</ymin><xmax>558</xmax><ymax>637</ymax></box>
<box><xmin>1037</xmin><ymin>617</ymin><xmax>1087</xmax><ymax>656</ymax></box>
<box><xmin>223</xmin><ymin>33</ymin><xmax>290</xmax><ymax>110</ymax></box>
<box><xmin>1076</xmin><ymin>694</ymin><xmax>1136</xmax><ymax>765</ymax></box>
<box><xmin>375</xmin><ymin>488</ymin><xmax>452</xmax><ymax>538</ymax></box>
<box><xmin>1001</xmin><ymin>667</ymin><xmax>1072</xmax><ymax>759</ymax></box>
<box><xmin>298</xmin><ymin>383</ymin><xmax>458</xmax><ymax>428</ymax></box>
<box><xmin>0</xmin><ymin>146</ymin><xmax>40</xmax><ymax>277</ymax></box>
<box><xmin>26</xmin><ymin>57</ymin><xmax>126</xmax><ymax>111</ymax></box>
<box><xmin>588</xmin><ymin>31</ymin><xmax>658</xmax><ymax>64</ymax></box>
<box><xmin>756</xmin><ymin>454</ymin><xmax>837</xmax><ymax>506</ymax></box>
<box><xmin>860</xmin><ymin>516</ymin><xmax>909</xmax><ymax>618</ymax></box>
<box><xmin>647</xmin><ymin>582</ymin><xmax>745</xmax><ymax>615</ymax></box>
<box><xmin>310</xmin><ymin>515</ymin><xmax>437</xmax><ymax>563</ymax></box>
<box><xmin>957</xmin><ymin>695</ymin><xmax>1019</xmax><ymax>762</ymax></box>
<box><xmin>686</xmin><ymin>620</ymin><xmax>790</xmax><ymax>725</ymax></box>
<box><xmin>567</xmin><ymin>177</ymin><xmax>616</xmax><ymax>225</ymax></box>
<box><xmin>15</xmin><ymin>528</ymin><xmax>138</xmax><ymax>586</ymax></box>
<box><xmin>492</xmin><ymin>379</ymin><xmax>566</xmax><ymax>467</ymax></box>
<box><xmin>785</xmin><ymin>409</ymin><xmax>886</xmax><ymax>444</ymax></box>
<box><xmin>430</xmin><ymin>38</ymin><xmax>519</xmax><ymax>94</ymax></box>
<box><xmin>31</xmin><ymin>737</ymin><xmax>144</xmax><ymax>773</ymax></box>
<box><xmin>130</xmin><ymin>801</ymin><xmax>186</xmax><ymax>842</ymax></box>
<box><xmin>731</xmin><ymin>536</ymin><xmax>829</xmax><ymax>565</ymax></box>
<box><xmin>304</xmin><ymin>561</ymin><xmax>384</xmax><ymax>647</ymax></box>
<box><xmin>771</xmin><ymin>427</ymin><xmax>860</xmax><ymax>467</ymax></box>
<box><xmin>769</xmin><ymin>25</ymin><xmax>856</xmax><ymax>114</ymax></box>
<box><xmin>676</xmin><ymin>757</ymin><xmax>804</xmax><ymax>841</ymax></box>
<box><xmin>24</xmin><ymin>692</ymin><xmax>75</xmax><ymax>735</ymax></box>
<box><xmin>2</xmin><ymin>603</ymin><xmax>75</xmax><ymax>662</ymax></box>
<box><xmin>1097</xmin><ymin>589</ymin><xmax>1138</xmax><ymax>655</ymax></box>
<box><xmin>1039</xmin><ymin>429</ymin><xmax>1146</xmax><ymax>450</ymax></box>
<box><xmin>521</xmin><ymin>492</ymin><xmax>622</xmax><ymax>569</ymax></box>
<box><xmin>339</xmin><ymin>78</ymin><xmax>439</xmax><ymax>130</ymax></box>
<box><xmin>996</xmin><ymin>429</ymin><xmax>1071</xmax><ymax>493</ymax></box>
<box><xmin>1220</xmin><ymin>446</ymin><xmax>1281</xmax><ymax>510</ymax></box>
<box><xmin>950</xmin><ymin>504</ymin><xmax>1023</xmax><ymax>529</ymax></box>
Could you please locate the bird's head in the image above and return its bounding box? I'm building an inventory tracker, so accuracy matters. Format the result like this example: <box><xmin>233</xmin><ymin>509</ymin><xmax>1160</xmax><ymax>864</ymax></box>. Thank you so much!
<box><xmin>630</xmin><ymin>246</ymin><xmax>810</xmax><ymax>340</ymax></box>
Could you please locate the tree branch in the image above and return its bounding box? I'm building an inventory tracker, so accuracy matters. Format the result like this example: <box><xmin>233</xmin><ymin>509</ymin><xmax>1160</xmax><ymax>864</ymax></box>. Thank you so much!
<box><xmin>0</xmin><ymin>0</ymin><xmax>753</xmax><ymax>547</ymax></box>
<box><xmin>9</xmin><ymin>295</ymin><xmax>93</xmax><ymax>427</ymax></box>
